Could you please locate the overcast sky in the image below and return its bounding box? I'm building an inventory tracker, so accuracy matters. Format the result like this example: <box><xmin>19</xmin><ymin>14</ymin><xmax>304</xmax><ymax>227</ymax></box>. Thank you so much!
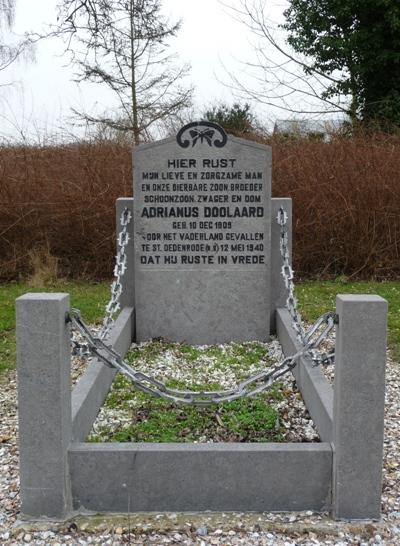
<box><xmin>1</xmin><ymin>0</ymin><xmax>289</xmax><ymax>141</ymax></box>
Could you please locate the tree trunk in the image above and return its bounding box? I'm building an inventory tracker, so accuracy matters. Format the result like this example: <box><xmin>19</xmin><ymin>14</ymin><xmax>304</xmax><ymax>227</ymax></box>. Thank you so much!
<box><xmin>130</xmin><ymin>0</ymin><xmax>140</xmax><ymax>146</ymax></box>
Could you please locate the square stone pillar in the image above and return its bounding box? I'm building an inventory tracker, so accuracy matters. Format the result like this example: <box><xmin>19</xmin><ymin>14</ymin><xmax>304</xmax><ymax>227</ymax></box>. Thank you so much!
<box><xmin>16</xmin><ymin>293</ymin><xmax>72</xmax><ymax>519</ymax></box>
<box><xmin>333</xmin><ymin>294</ymin><xmax>387</xmax><ymax>520</ymax></box>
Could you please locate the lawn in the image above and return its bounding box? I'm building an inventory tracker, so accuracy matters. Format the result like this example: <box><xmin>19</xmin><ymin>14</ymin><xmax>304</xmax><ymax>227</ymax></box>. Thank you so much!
<box><xmin>2</xmin><ymin>278</ymin><xmax>399</xmax><ymax>443</ymax></box>
<box><xmin>296</xmin><ymin>279</ymin><xmax>400</xmax><ymax>360</ymax></box>
<box><xmin>0</xmin><ymin>280</ymin><xmax>110</xmax><ymax>373</ymax></box>
<box><xmin>1</xmin><ymin>278</ymin><xmax>400</xmax><ymax>374</ymax></box>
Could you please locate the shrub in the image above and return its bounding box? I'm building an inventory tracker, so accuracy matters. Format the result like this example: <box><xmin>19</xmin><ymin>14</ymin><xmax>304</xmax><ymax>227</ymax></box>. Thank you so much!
<box><xmin>0</xmin><ymin>133</ymin><xmax>399</xmax><ymax>281</ymax></box>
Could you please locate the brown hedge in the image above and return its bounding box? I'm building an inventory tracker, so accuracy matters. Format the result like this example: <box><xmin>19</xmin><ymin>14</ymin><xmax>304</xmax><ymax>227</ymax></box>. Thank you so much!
<box><xmin>0</xmin><ymin>135</ymin><xmax>399</xmax><ymax>281</ymax></box>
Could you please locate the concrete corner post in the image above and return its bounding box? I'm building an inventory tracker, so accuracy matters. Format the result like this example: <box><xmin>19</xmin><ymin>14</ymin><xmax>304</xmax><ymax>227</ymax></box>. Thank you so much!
<box><xmin>116</xmin><ymin>197</ymin><xmax>135</xmax><ymax>310</ymax></box>
<box><xmin>16</xmin><ymin>293</ymin><xmax>72</xmax><ymax>519</ymax></box>
<box><xmin>333</xmin><ymin>294</ymin><xmax>387</xmax><ymax>520</ymax></box>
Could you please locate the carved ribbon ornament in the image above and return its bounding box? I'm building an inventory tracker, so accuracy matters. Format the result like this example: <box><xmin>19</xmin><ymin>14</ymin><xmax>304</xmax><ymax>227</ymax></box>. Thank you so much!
<box><xmin>176</xmin><ymin>121</ymin><xmax>228</xmax><ymax>149</ymax></box>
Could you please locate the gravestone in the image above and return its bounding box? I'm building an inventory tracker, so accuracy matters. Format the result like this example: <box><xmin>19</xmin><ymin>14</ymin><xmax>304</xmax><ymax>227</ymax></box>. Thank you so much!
<box><xmin>133</xmin><ymin>121</ymin><xmax>271</xmax><ymax>344</ymax></box>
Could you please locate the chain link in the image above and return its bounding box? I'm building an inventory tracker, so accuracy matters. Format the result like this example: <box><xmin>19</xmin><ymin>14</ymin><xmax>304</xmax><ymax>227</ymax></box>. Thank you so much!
<box><xmin>69</xmin><ymin>307</ymin><xmax>334</xmax><ymax>406</ymax></box>
<box><xmin>69</xmin><ymin>206</ymin><xmax>335</xmax><ymax>406</ymax></box>
<box><xmin>276</xmin><ymin>207</ymin><xmax>335</xmax><ymax>367</ymax></box>
<box><xmin>71</xmin><ymin>207</ymin><xmax>132</xmax><ymax>358</ymax></box>
<box><xmin>100</xmin><ymin>207</ymin><xmax>132</xmax><ymax>340</ymax></box>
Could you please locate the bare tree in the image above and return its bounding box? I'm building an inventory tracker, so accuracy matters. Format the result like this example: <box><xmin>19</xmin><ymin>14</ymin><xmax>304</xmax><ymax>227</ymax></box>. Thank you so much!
<box><xmin>221</xmin><ymin>0</ymin><xmax>351</xmax><ymax>120</ymax></box>
<box><xmin>0</xmin><ymin>0</ymin><xmax>33</xmax><ymax>79</ymax></box>
<box><xmin>54</xmin><ymin>0</ymin><xmax>193</xmax><ymax>144</ymax></box>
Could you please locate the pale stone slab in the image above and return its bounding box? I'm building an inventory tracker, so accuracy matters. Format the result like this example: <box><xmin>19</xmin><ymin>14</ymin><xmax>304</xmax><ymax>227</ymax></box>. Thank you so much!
<box><xmin>133</xmin><ymin>128</ymin><xmax>271</xmax><ymax>344</ymax></box>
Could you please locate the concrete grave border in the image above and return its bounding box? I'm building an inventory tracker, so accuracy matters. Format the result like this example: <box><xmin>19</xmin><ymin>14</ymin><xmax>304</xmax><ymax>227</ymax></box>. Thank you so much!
<box><xmin>16</xmin><ymin>198</ymin><xmax>387</xmax><ymax>521</ymax></box>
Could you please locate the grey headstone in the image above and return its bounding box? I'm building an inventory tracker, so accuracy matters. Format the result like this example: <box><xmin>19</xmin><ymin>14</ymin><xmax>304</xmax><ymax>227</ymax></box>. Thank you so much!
<box><xmin>133</xmin><ymin>123</ymin><xmax>271</xmax><ymax>344</ymax></box>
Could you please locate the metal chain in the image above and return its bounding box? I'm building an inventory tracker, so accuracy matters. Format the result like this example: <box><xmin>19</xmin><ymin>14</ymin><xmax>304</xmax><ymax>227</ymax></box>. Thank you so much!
<box><xmin>71</xmin><ymin>207</ymin><xmax>132</xmax><ymax>358</ymax></box>
<box><xmin>68</xmin><ymin>206</ymin><xmax>335</xmax><ymax>406</ymax></box>
<box><xmin>100</xmin><ymin>207</ymin><xmax>132</xmax><ymax>340</ymax></box>
<box><xmin>277</xmin><ymin>207</ymin><xmax>335</xmax><ymax>367</ymax></box>
<box><xmin>69</xmin><ymin>307</ymin><xmax>335</xmax><ymax>406</ymax></box>
<box><xmin>277</xmin><ymin>207</ymin><xmax>307</xmax><ymax>344</ymax></box>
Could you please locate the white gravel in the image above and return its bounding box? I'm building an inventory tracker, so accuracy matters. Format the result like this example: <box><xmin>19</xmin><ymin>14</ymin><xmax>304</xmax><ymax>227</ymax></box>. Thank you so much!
<box><xmin>90</xmin><ymin>338</ymin><xmax>319</xmax><ymax>443</ymax></box>
<box><xmin>1</xmin><ymin>337</ymin><xmax>400</xmax><ymax>545</ymax></box>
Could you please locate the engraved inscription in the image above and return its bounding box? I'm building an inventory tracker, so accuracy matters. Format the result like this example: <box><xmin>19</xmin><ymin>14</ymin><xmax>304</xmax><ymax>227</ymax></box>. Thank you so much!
<box><xmin>136</xmin><ymin>154</ymin><xmax>266</xmax><ymax>269</ymax></box>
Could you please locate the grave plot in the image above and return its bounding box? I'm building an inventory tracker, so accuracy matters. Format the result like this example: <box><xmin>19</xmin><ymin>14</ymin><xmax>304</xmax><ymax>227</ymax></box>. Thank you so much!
<box><xmin>87</xmin><ymin>339</ymin><xmax>319</xmax><ymax>444</ymax></box>
<box><xmin>16</xmin><ymin>122</ymin><xmax>388</xmax><ymax>521</ymax></box>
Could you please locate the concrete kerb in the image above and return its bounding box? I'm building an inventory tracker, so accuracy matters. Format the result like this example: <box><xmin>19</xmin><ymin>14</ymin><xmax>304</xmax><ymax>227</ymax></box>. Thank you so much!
<box><xmin>276</xmin><ymin>307</ymin><xmax>334</xmax><ymax>443</ymax></box>
<box><xmin>71</xmin><ymin>307</ymin><xmax>135</xmax><ymax>442</ymax></box>
<box><xmin>16</xmin><ymin>293</ymin><xmax>387</xmax><ymax>520</ymax></box>
<box><xmin>277</xmin><ymin>295</ymin><xmax>388</xmax><ymax>520</ymax></box>
<box><xmin>69</xmin><ymin>443</ymin><xmax>332</xmax><ymax>513</ymax></box>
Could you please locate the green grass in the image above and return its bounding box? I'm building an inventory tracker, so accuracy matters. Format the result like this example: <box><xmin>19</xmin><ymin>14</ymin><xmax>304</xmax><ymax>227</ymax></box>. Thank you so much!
<box><xmin>88</xmin><ymin>340</ymin><xmax>285</xmax><ymax>443</ymax></box>
<box><xmin>0</xmin><ymin>280</ymin><xmax>110</xmax><ymax>373</ymax></box>
<box><xmin>107</xmin><ymin>397</ymin><xmax>281</xmax><ymax>443</ymax></box>
<box><xmin>2</xmin><ymin>277</ymin><xmax>399</xmax><ymax>442</ymax></box>
<box><xmin>100</xmin><ymin>395</ymin><xmax>281</xmax><ymax>443</ymax></box>
<box><xmin>296</xmin><ymin>279</ymin><xmax>400</xmax><ymax>359</ymax></box>
<box><xmin>1</xmin><ymin>277</ymin><xmax>399</xmax><ymax>368</ymax></box>
<box><xmin>89</xmin><ymin>368</ymin><xmax>284</xmax><ymax>444</ymax></box>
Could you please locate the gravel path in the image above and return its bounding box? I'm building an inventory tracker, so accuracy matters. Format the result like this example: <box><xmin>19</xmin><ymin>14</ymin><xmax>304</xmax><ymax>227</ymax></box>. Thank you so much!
<box><xmin>1</xmin><ymin>343</ymin><xmax>400</xmax><ymax>545</ymax></box>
